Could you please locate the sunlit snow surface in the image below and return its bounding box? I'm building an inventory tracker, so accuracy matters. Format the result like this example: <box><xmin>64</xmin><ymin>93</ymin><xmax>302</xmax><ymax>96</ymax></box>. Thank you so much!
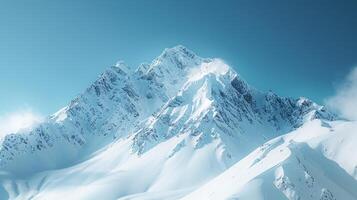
<box><xmin>182</xmin><ymin>120</ymin><xmax>357</xmax><ymax>200</ymax></box>
<box><xmin>0</xmin><ymin>46</ymin><xmax>352</xmax><ymax>200</ymax></box>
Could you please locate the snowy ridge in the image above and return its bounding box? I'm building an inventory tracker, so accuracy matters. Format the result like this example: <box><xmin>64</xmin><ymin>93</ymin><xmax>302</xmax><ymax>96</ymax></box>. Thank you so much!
<box><xmin>181</xmin><ymin>120</ymin><xmax>357</xmax><ymax>200</ymax></box>
<box><xmin>0</xmin><ymin>46</ymin><xmax>203</xmax><ymax>173</ymax></box>
<box><xmin>0</xmin><ymin>46</ymin><xmax>349</xmax><ymax>200</ymax></box>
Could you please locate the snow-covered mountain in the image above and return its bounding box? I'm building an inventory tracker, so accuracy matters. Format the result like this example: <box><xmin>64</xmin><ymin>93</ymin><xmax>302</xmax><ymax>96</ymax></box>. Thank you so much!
<box><xmin>0</xmin><ymin>45</ymin><xmax>354</xmax><ymax>200</ymax></box>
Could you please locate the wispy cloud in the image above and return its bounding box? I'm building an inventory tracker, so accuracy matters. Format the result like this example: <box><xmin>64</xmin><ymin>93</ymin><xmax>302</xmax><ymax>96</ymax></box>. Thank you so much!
<box><xmin>0</xmin><ymin>108</ymin><xmax>43</xmax><ymax>138</ymax></box>
<box><xmin>326</xmin><ymin>67</ymin><xmax>357</xmax><ymax>120</ymax></box>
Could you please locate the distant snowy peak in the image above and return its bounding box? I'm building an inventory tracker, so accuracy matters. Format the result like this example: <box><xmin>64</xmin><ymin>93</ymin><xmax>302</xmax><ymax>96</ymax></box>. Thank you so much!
<box><xmin>130</xmin><ymin>50</ymin><xmax>334</xmax><ymax>156</ymax></box>
<box><xmin>158</xmin><ymin>45</ymin><xmax>201</xmax><ymax>65</ymax></box>
<box><xmin>186</xmin><ymin>59</ymin><xmax>231</xmax><ymax>82</ymax></box>
<box><xmin>113</xmin><ymin>60</ymin><xmax>131</xmax><ymax>74</ymax></box>
<box><xmin>139</xmin><ymin>45</ymin><xmax>202</xmax><ymax>76</ymax></box>
<box><xmin>0</xmin><ymin>45</ymin><xmax>334</xmax><ymax>173</ymax></box>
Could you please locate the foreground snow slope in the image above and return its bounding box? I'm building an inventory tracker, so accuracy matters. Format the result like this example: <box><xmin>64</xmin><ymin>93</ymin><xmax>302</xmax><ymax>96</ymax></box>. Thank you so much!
<box><xmin>181</xmin><ymin>119</ymin><xmax>357</xmax><ymax>200</ymax></box>
<box><xmin>0</xmin><ymin>46</ymin><xmax>350</xmax><ymax>200</ymax></box>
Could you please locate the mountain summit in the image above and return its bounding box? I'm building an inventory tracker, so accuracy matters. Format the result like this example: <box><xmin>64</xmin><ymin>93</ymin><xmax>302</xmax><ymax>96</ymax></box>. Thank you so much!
<box><xmin>0</xmin><ymin>46</ymin><xmax>354</xmax><ymax>200</ymax></box>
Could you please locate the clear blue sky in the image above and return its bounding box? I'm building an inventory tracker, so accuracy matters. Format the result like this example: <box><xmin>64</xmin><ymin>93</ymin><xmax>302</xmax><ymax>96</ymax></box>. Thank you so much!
<box><xmin>1</xmin><ymin>0</ymin><xmax>357</xmax><ymax>116</ymax></box>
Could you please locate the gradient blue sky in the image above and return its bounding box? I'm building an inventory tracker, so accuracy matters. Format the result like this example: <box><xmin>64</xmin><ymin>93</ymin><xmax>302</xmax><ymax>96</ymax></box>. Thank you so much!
<box><xmin>1</xmin><ymin>0</ymin><xmax>357</xmax><ymax>116</ymax></box>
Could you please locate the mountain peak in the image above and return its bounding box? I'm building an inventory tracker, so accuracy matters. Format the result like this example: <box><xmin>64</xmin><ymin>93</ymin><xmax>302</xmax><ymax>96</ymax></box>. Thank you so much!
<box><xmin>156</xmin><ymin>45</ymin><xmax>201</xmax><ymax>65</ymax></box>
<box><xmin>162</xmin><ymin>45</ymin><xmax>195</xmax><ymax>56</ymax></box>
<box><xmin>112</xmin><ymin>60</ymin><xmax>131</xmax><ymax>74</ymax></box>
<box><xmin>187</xmin><ymin>58</ymin><xmax>233</xmax><ymax>83</ymax></box>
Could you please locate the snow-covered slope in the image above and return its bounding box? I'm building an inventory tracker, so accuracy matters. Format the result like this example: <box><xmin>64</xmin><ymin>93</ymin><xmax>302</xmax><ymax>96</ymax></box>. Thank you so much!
<box><xmin>0</xmin><ymin>45</ymin><xmax>351</xmax><ymax>200</ymax></box>
<box><xmin>181</xmin><ymin>119</ymin><xmax>357</xmax><ymax>200</ymax></box>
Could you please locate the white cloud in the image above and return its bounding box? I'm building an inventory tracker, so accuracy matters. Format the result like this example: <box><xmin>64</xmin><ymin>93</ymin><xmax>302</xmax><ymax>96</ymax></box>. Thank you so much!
<box><xmin>326</xmin><ymin>67</ymin><xmax>357</xmax><ymax>120</ymax></box>
<box><xmin>0</xmin><ymin>109</ymin><xmax>43</xmax><ymax>138</ymax></box>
